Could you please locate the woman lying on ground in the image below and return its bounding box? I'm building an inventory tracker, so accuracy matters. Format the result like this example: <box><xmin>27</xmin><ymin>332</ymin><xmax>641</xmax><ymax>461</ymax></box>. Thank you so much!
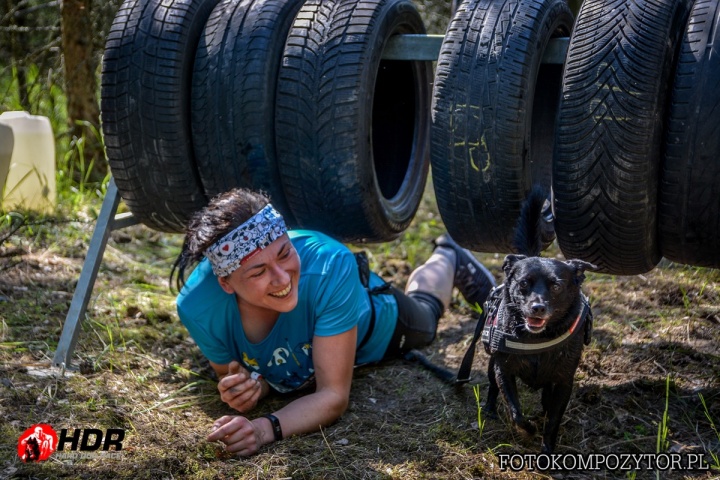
<box><xmin>170</xmin><ymin>188</ymin><xmax>495</xmax><ymax>456</ymax></box>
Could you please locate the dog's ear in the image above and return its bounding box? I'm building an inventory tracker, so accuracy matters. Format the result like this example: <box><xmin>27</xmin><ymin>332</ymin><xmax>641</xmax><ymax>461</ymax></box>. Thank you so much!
<box><xmin>502</xmin><ymin>254</ymin><xmax>527</xmax><ymax>277</ymax></box>
<box><xmin>565</xmin><ymin>259</ymin><xmax>597</xmax><ymax>285</ymax></box>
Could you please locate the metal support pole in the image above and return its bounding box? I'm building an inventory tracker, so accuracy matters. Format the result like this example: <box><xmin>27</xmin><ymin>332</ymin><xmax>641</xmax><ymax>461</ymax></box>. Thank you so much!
<box><xmin>52</xmin><ymin>177</ymin><xmax>138</xmax><ymax>368</ymax></box>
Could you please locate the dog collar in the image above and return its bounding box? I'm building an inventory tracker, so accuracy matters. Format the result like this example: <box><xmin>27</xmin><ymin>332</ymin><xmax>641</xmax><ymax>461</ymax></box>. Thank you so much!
<box><xmin>481</xmin><ymin>288</ymin><xmax>592</xmax><ymax>355</ymax></box>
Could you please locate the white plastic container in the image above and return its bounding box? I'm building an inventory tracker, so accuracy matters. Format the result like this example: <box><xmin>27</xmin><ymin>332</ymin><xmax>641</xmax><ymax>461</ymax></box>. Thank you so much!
<box><xmin>0</xmin><ymin>122</ymin><xmax>12</xmax><ymax>197</ymax></box>
<box><xmin>0</xmin><ymin>111</ymin><xmax>56</xmax><ymax>213</ymax></box>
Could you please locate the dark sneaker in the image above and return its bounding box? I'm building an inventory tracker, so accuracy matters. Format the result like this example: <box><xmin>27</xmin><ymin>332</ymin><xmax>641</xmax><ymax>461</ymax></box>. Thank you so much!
<box><xmin>434</xmin><ymin>233</ymin><xmax>496</xmax><ymax>307</ymax></box>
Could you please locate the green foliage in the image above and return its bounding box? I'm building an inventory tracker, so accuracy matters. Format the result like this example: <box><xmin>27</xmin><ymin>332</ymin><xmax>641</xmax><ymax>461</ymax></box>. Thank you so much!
<box><xmin>1</xmin><ymin>64</ymin><xmax>68</xmax><ymax>136</ymax></box>
<box><xmin>473</xmin><ymin>384</ymin><xmax>485</xmax><ymax>439</ymax></box>
<box><xmin>57</xmin><ymin>119</ymin><xmax>110</xmax><ymax>207</ymax></box>
<box><xmin>0</xmin><ymin>211</ymin><xmax>24</xmax><ymax>242</ymax></box>
<box><xmin>656</xmin><ymin>375</ymin><xmax>671</xmax><ymax>453</ymax></box>
<box><xmin>655</xmin><ymin>375</ymin><xmax>671</xmax><ymax>480</ymax></box>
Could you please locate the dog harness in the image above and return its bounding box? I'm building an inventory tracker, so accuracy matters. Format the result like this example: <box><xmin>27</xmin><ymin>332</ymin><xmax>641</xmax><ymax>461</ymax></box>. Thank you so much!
<box><xmin>455</xmin><ymin>284</ymin><xmax>593</xmax><ymax>384</ymax></box>
<box><xmin>481</xmin><ymin>284</ymin><xmax>592</xmax><ymax>355</ymax></box>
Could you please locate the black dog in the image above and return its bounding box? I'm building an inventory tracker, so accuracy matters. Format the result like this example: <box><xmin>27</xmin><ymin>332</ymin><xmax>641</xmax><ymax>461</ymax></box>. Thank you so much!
<box><xmin>405</xmin><ymin>188</ymin><xmax>595</xmax><ymax>453</ymax></box>
<box><xmin>480</xmin><ymin>187</ymin><xmax>596</xmax><ymax>453</ymax></box>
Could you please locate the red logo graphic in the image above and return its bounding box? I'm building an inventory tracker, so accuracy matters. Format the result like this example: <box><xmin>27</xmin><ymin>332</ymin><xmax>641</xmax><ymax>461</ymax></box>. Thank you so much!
<box><xmin>17</xmin><ymin>424</ymin><xmax>58</xmax><ymax>462</ymax></box>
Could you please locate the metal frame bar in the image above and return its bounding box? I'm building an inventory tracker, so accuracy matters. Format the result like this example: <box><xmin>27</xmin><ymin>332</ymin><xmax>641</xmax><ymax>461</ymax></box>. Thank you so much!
<box><xmin>52</xmin><ymin>34</ymin><xmax>570</xmax><ymax>369</ymax></box>
<box><xmin>382</xmin><ymin>35</ymin><xmax>569</xmax><ymax>63</ymax></box>
<box><xmin>52</xmin><ymin>178</ymin><xmax>138</xmax><ymax>368</ymax></box>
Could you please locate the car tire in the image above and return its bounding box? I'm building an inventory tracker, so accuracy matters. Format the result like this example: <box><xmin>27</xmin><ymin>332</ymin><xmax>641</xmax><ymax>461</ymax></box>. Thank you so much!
<box><xmin>553</xmin><ymin>0</ymin><xmax>692</xmax><ymax>274</ymax></box>
<box><xmin>659</xmin><ymin>0</ymin><xmax>720</xmax><ymax>268</ymax></box>
<box><xmin>101</xmin><ymin>0</ymin><xmax>218</xmax><ymax>232</ymax></box>
<box><xmin>430</xmin><ymin>0</ymin><xmax>573</xmax><ymax>253</ymax></box>
<box><xmin>191</xmin><ymin>0</ymin><xmax>303</xmax><ymax>223</ymax></box>
<box><xmin>275</xmin><ymin>0</ymin><xmax>433</xmax><ymax>242</ymax></box>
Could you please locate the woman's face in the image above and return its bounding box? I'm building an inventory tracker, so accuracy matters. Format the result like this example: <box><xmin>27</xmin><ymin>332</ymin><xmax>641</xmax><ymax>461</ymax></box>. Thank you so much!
<box><xmin>217</xmin><ymin>234</ymin><xmax>301</xmax><ymax>316</ymax></box>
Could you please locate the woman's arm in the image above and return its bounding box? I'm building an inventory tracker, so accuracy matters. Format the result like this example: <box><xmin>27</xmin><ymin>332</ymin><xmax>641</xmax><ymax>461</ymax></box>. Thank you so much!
<box><xmin>207</xmin><ymin>327</ymin><xmax>357</xmax><ymax>455</ymax></box>
<box><xmin>269</xmin><ymin>326</ymin><xmax>357</xmax><ymax>434</ymax></box>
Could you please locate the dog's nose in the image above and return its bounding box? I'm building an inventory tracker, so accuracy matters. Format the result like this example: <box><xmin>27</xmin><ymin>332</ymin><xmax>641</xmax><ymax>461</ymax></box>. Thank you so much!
<box><xmin>530</xmin><ymin>303</ymin><xmax>547</xmax><ymax>316</ymax></box>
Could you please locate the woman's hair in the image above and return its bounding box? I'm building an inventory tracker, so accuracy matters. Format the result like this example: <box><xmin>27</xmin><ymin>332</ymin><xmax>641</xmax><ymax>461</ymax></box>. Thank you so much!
<box><xmin>170</xmin><ymin>188</ymin><xmax>271</xmax><ymax>291</ymax></box>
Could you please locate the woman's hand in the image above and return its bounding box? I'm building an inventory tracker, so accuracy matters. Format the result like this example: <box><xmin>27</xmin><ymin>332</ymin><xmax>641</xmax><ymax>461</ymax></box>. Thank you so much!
<box><xmin>216</xmin><ymin>361</ymin><xmax>264</xmax><ymax>413</ymax></box>
<box><xmin>206</xmin><ymin>415</ymin><xmax>271</xmax><ymax>457</ymax></box>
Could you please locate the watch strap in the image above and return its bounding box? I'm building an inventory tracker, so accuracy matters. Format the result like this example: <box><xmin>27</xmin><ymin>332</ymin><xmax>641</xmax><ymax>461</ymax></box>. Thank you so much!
<box><xmin>262</xmin><ymin>413</ymin><xmax>283</xmax><ymax>442</ymax></box>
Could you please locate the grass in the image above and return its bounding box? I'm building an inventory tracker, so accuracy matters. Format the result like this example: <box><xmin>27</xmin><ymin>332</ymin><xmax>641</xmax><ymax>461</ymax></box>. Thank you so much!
<box><xmin>656</xmin><ymin>375</ymin><xmax>671</xmax><ymax>480</ymax></box>
<box><xmin>473</xmin><ymin>384</ymin><xmax>486</xmax><ymax>439</ymax></box>
<box><xmin>698</xmin><ymin>393</ymin><xmax>720</xmax><ymax>471</ymax></box>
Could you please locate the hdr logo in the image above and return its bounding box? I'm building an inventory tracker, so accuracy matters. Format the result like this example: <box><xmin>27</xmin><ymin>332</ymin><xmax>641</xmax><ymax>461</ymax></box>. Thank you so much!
<box><xmin>17</xmin><ymin>424</ymin><xmax>57</xmax><ymax>462</ymax></box>
<box><xmin>17</xmin><ymin>424</ymin><xmax>125</xmax><ymax>462</ymax></box>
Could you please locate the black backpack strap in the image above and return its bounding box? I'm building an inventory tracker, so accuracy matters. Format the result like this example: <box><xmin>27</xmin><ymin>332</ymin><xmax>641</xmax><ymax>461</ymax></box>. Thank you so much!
<box><xmin>455</xmin><ymin>309</ymin><xmax>488</xmax><ymax>384</ymax></box>
<box><xmin>358</xmin><ymin>300</ymin><xmax>376</xmax><ymax>351</ymax></box>
<box><xmin>455</xmin><ymin>285</ymin><xmax>503</xmax><ymax>385</ymax></box>
<box><xmin>354</xmin><ymin>251</ymin><xmax>371</xmax><ymax>288</ymax></box>
<box><xmin>354</xmin><ymin>251</ymin><xmax>392</xmax><ymax>351</ymax></box>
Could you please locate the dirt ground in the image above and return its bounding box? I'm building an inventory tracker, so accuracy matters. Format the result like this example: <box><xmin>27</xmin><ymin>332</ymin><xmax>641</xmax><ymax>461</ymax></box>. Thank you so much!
<box><xmin>1</xmin><ymin>189</ymin><xmax>719</xmax><ymax>480</ymax></box>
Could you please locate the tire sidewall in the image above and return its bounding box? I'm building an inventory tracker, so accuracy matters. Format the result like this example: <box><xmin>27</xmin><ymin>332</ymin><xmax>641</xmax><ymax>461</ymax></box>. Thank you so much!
<box><xmin>362</xmin><ymin>0</ymin><xmax>431</xmax><ymax>228</ymax></box>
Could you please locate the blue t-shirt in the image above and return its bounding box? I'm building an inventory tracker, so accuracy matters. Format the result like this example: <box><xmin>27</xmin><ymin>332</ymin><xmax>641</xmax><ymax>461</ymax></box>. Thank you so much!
<box><xmin>176</xmin><ymin>230</ymin><xmax>398</xmax><ymax>393</ymax></box>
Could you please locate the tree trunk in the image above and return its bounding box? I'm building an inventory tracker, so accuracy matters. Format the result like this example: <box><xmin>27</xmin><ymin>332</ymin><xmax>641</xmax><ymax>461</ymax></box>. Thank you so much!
<box><xmin>60</xmin><ymin>0</ymin><xmax>108</xmax><ymax>182</ymax></box>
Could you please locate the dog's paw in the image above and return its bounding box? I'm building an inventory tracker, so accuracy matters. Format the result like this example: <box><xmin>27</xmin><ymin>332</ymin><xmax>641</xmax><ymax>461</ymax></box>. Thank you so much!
<box><xmin>540</xmin><ymin>443</ymin><xmax>554</xmax><ymax>455</ymax></box>
<box><xmin>481</xmin><ymin>403</ymin><xmax>498</xmax><ymax>419</ymax></box>
<box><xmin>515</xmin><ymin>419</ymin><xmax>537</xmax><ymax>436</ymax></box>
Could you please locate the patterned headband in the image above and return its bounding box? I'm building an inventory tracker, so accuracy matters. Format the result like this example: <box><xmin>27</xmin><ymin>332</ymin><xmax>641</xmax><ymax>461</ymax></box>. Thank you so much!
<box><xmin>204</xmin><ymin>204</ymin><xmax>287</xmax><ymax>277</ymax></box>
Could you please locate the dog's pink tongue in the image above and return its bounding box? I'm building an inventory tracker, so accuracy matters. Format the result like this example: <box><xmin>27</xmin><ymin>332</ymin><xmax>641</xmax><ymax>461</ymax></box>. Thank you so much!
<box><xmin>526</xmin><ymin>317</ymin><xmax>546</xmax><ymax>328</ymax></box>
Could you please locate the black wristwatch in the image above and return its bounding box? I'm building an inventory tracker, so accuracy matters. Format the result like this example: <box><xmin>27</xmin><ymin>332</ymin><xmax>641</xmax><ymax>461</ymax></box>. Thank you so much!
<box><xmin>262</xmin><ymin>413</ymin><xmax>283</xmax><ymax>442</ymax></box>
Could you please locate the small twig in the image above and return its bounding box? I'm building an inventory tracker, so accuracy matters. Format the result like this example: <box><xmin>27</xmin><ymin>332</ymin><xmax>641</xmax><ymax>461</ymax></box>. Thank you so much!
<box><xmin>0</xmin><ymin>213</ymin><xmax>25</xmax><ymax>244</ymax></box>
<box><xmin>1</xmin><ymin>214</ymin><xmax>96</xmax><ymax>245</ymax></box>
<box><xmin>319</xmin><ymin>425</ymin><xmax>348</xmax><ymax>480</ymax></box>
<box><xmin>0</xmin><ymin>259</ymin><xmax>22</xmax><ymax>273</ymax></box>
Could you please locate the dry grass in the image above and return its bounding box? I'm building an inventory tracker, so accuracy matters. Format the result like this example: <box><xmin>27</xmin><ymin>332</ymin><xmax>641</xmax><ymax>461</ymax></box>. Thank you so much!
<box><xmin>1</xmin><ymin>187</ymin><xmax>719</xmax><ymax>480</ymax></box>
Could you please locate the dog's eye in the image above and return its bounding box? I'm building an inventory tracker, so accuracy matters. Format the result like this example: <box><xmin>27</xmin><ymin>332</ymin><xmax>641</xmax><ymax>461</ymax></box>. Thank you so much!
<box><xmin>518</xmin><ymin>280</ymin><xmax>529</xmax><ymax>289</ymax></box>
<box><xmin>551</xmin><ymin>283</ymin><xmax>563</xmax><ymax>293</ymax></box>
